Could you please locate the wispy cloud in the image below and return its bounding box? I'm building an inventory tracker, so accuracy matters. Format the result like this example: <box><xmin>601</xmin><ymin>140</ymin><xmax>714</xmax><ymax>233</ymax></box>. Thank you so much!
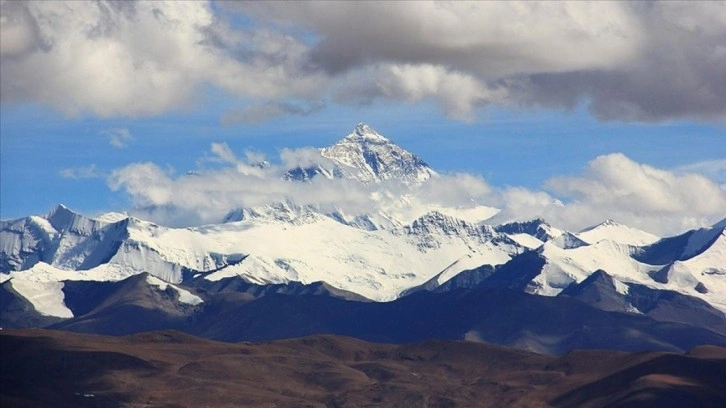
<box><xmin>102</xmin><ymin>128</ymin><xmax>133</xmax><ymax>149</ymax></box>
<box><xmin>221</xmin><ymin>101</ymin><xmax>325</xmax><ymax>125</ymax></box>
<box><xmin>673</xmin><ymin>159</ymin><xmax>726</xmax><ymax>188</ymax></box>
<box><xmin>59</xmin><ymin>165</ymin><xmax>100</xmax><ymax>179</ymax></box>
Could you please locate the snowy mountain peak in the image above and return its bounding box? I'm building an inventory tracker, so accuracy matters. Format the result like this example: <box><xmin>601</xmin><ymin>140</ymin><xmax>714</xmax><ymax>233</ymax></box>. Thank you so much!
<box><xmin>320</xmin><ymin>123</ymin><xmax>436</xmax><ymax>183</ymax></box>
<box><xmin>283</xmin><ymin>123</ymin><xmax>435</xmax><ymax>184</ymax></box>
<box><xmin>550</xmin><ymin>232</ymin><xmax>589</xmax><ymax>249</ymax></box>
<box><xmin>344</xmin><ymin>122</ymin><xmax>390</xmax><ymax>143</ymax></box>
<box><xmin>495</xmin><ymin>218</ymin><xmax>562</xmax><ymax>243</ymax></box>
<box><xmin>578</xmin><ymin>219</ymin><xmax>660</xmax><ymax>246</ymax></box>
<box><xmin>600</xmin><ymin>219</ymin><xmax>619</xmax><ymax>227</ymax></box>
<box><xmin>408</xmin><ymin>210</ymin><xmax>466</xmax><ymax>229</ymax></box>
<box><xmin>48</xmin><ymin>203</ymin><xmax>71</xmax><ymax>214</ymax></box>
<box><xmin>95</xmin><ymin>212</ymin><xmax>129</xmax><ymax>223</ymax></box>
<box><xmin>46</xmin><ymin>203</ymin><xmax>74</xmax><ymax>221</ymax></box>
<box><xmin>582</xmin><ymin>219</ymin><xmax>633</xmax><ymax>231</ymax></box>
<box><xmin>46</xmin><ymin>203</ymin><xmax>106</xmax><ymax>234</ymax></box>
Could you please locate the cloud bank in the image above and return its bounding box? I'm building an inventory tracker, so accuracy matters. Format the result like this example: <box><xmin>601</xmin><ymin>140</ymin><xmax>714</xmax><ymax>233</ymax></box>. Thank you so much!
<box><xmin>108</xmin><ymin>144</ymin><xmax>726</xmax><ymax>236</ymax></box>
<box><xmin>496</xmin><ymin>153</ymin><xmax>726</xmax><ymax>234</ymax></box>
<box><xmin>2</xmin><ymin>1</ymin><xmax>724</xmax><ymax>122</ymax></box>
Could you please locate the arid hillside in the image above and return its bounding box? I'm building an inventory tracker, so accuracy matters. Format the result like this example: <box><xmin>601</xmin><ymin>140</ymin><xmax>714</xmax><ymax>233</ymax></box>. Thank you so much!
<box><xmin>2</xmin><ymin>329</ymin><xmax>725</xmax><ymax>407</ymax></box>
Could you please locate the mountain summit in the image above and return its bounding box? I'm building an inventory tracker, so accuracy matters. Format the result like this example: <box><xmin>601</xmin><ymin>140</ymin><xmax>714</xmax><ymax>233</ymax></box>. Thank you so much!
<box><xmin>322</xmin><ymin>123</ymin><xmax>436</xmax><ymax>183</ymax></box>
<box><xmin>577</xmin><ymin>219</ymin><xmax>660</xmax><ymax>246</ymax></box>
<box><xmin>338</xmin><ymin>122</ymin><xmax>390</xmax><ymax>143</ymax></box>
<box><xmin>286</xmin><ymin>123</ymin><xmax>436</xmax><ymax>183</ymax></box>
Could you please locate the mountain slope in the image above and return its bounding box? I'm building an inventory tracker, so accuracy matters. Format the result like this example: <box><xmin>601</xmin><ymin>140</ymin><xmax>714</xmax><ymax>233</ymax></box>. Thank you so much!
<box><xmin>559</xmin><ymin>270</ymin><xmax>726</xmax><ymax>333</ymax></box>
<box><xmin>50</xmin><ymin>273</ymin><xmax>203</xmax><ymax>335</ymax></box>
<box><xmin>495</xmin><ymin>218</ymin><xmax>563</xmax><ymax>242</ymax></box>
<box><xmin>4</xmin><ymin>329</ymin><xmax>725</xmax><ymax>408</ymax></box>
<box><xmin>468</xmin><ymin>221</ymin><xmax>726</xmax><ymax>311</ymax></box>
<box><xmin>635</xmin><ymin>220</ymin><xmax>726</xmax><ymax>265</ymax></box>
<box><xmin>0</xmin><ymin>204</ymin><xmax>128</xmax><ymax>272</ymax></box>
<box><xmin>50</xmin><ymin>285</ymin><xmax>726</xmax><ymax>356</ymax></box>
<box><xmin>578</xmin><ymin>219</ymin><xmax>660</xmax><ymax>246</ymax></box>
<box><xmin>0</xmin><ymin>279</ymin><xmax>66</xmax><ymax>328</ymax></box>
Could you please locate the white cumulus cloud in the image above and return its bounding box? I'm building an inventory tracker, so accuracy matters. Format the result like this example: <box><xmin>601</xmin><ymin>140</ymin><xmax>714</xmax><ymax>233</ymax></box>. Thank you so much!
<box><xmin>491</xmin><ymin>153</ymin><xmax>726</xmax><ymax>234</ymax></box>
<box><xmin>106</xmin><ymin>143</ymin><xmax>726</xmax><ymax>235</ymax></box>
<box><xmin>0</xmin><ymin>1</ymin><xmax>325</xmax><ymax>118</ymax></box>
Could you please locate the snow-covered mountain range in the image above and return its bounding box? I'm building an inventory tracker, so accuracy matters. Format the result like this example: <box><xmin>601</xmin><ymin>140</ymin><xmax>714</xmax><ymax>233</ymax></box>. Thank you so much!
<box><xmin>1</xmin><ymin>124</ymin><xmax>725</xmax><ymax>327</ymax></box>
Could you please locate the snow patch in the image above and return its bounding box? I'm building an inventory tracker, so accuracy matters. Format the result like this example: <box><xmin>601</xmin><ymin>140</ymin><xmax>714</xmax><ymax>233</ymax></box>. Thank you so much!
<box><xmin>145</xmin><ymin>275</ymin><xmax>203</xmax><ymax>306</ymax></box>
<box><xmin>612</xmin><ymin>277</ymin><xmax>630</xmax><ymax>295</ymax></box>
<box><xmin>95</xmin><ymin>212</ymin><xmax>129</xmax><ymax>223</ymax></box>
<box><xmin>28</xmin><ymin>216</ymin><xmax>58</xmax><ymax>235</ymax></box>
<box><xmin>10</xmin><ymin>279</ymin><xmax>73</xmax><ymax>318</ymax></box>
<box><xmin>433</xmin><ymin>205</ymin><xmax>500</xmax><ymax>225</ymax></box>
<box><xmin>508</xmin><ymin>233</ymin><xmax>544</xmax><ymax>249</ymax></box>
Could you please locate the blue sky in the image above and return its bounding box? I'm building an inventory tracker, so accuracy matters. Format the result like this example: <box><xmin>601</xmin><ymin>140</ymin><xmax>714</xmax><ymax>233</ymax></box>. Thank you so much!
<box><xmin>1</xmin><ymin>1</ymin><xmax>724</xmax><ymax>234</ymax></box>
